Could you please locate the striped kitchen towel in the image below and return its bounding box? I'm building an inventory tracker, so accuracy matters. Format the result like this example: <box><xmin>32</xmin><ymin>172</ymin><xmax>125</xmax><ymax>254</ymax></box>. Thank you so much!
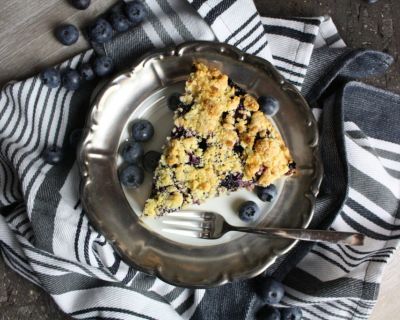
<box><xmin>0</xmin><ymin>1</ymin><xmax>399</xmax><ymax>319</ymax></box>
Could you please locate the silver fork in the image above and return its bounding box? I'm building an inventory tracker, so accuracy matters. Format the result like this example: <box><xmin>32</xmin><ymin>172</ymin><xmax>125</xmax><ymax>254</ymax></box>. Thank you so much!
<box><xmin>160</xmin><ymin>211</ymin><xmax>365</xmax><ymax>246</ymax></box>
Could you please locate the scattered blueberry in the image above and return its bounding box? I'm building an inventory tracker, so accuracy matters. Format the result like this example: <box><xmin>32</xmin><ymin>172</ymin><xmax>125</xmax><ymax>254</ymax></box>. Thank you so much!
<box><xmin>109</xmin><ymin>12</ymin><xmax>130</xmax><ymax>32</ymax></box>
<box><xmin>258</xmin><ymin>96</ymin><xmax>280</xmax><ymax>116</ymax></box>
<box><xmin>88</xmin><ymin>18</ymin><xmax>113</xmax><ymax>43</ymax></box>
<box><xmin>69</xmin><ymin>129</ymin><xmax>83</xmax><ymax>149</ymax></box>
<box><xmin>280</xmin><ymin>307</ymin><xmax>303</xmax><ymax>320</ymax></box>
<box><xmin>119</xmin><ymin>165</ymin><xmax>144</xmax><ymax>188</ymax></box>
<box><xmin>168</xmin><ymin>92</ymin><xmax>181</xmax><ymax>111</ymax></box>
<box><xmin>40</xmin><ymin>67</ymin><xmax>61</xmax><ymax>88</ymax></box>
<box><xmin>256</xmin><ymin>184</ymin><xmax>277</xmax><ymax>202</ymax></box>
<box><xmin>55</xmin><ymin>24</ymin><xmax>79</xmax><ymax>45</ymax></box>
<box><xmin>43</xmin><ymin>146</ymin><xmax>64</xmax><ymax>164</ymax></box>
<box><xmin>121</xmin><ymin>140</ymin><xmax>144</xmax><ymax>164</ymax></box>
<box><xmin>70</xmin><ymin>0</ymin><xmax>91</xmax><ymax>10</ymax></box>
<box><xmin>93</xmin><ymin>56</ymin><xmax>114</xmax><ymax>77</ymax></box>
<box><xmin>62</xmin><ymin>68</ymin><xmax>81</xmax><ymax>91</ymax></box>
<box><xmin>258</xmin><ymin>277</ymin><xmax>285</xmax><ymax>305</ymax></box>
<box><xmin>365</xmin><ymin>0</ymin><xmax>379</xmax><ymax>3</ymax></box>
<box><xmin>143</xmin><ymin>151</ymin><xmax>161</xmax><ymax>172</ymax></box>
<box><xmin>238</xmin><ymin>201</ymin><xmax>260</xmax><ymax>222</ymax></box>
<box><xmin>131</xmin><ymin>120</ymin><xmax>154</xmax><ymax>142</ymax></box>
<box><xmin>79</xmin><ymin>63</ymin><xmax>95</xmax><ymax>81</ymax></box>
<box><xmin>124</xmin><ymin>0</ymin><xmax>147</xmax><ymax>26</ymax></box>
<box><xmin>256</xmin><ymin>305</ymin><xmax>281</xmax><ymax>320</ymax></box>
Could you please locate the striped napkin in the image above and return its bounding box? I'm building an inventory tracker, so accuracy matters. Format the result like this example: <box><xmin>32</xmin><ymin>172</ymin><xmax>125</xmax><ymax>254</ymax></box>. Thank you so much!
<box><xmin>0</xmin><ymin>1</ymin><xmax>399</xmax><ymax>319</ymax></box>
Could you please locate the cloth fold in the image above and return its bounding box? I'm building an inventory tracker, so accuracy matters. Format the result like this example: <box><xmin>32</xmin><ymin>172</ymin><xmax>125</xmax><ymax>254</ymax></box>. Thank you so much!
<box><xmin>1</xmin><ymin>1</ymin><xmax>399</xmax><ymax>319</ymax></box>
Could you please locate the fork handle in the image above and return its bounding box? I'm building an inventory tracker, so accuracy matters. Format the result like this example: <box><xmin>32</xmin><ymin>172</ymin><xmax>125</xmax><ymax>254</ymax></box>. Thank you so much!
<box><xmin>230</xmin><ymin>226</ymin><xmax>364</xmax><ymax>246</ymax></box>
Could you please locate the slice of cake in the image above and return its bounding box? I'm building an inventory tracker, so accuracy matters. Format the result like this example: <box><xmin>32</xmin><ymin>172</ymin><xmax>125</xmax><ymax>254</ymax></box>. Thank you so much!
<box><xmin>143</xmin><ymin>63</ymin><xmax>294</xmax><ymax>216</ymax></box>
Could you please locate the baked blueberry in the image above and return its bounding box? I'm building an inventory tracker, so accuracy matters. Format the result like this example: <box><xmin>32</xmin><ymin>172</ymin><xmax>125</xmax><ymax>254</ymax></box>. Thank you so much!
<box><xmin>79</xmin><ymin>63</ymin><xmax>95</xmax><ymax>81</ymax></box>
<box><xmin>131</xmin><ymin>120</ymin><xmax>154</xmax><ymax>142</ymax></box>
<box><xmin>124</xmin><ymin>0</ymin><xmax>147</xmax><ymax>26</ymax></box>
<box><xmin>168</xmin><ymin>92</ymin><xmax>181</xmax><ymax>111</ymax></box>
<box><xmin>69</xmin><ymin>129</ymin><xmax>83</xmax><ymax>149</ymax></box>
<box><xmin>256</xmin><ymin>184</ymin><xmax>277</xmax><ymax>202</ymax></box>
<box><xmin>70</xmin><ymin>0</ymin><xmax>91</xmax><ymax>10</ymax></box>
<box><xmin>43</xmin><ymin>146</ymin><xmax>63</xmax><ymax>164</ymax></box>
<box><xmin>258</xmin><ymin>277</ymin><xmax>285</xmax><ymax>305</ymax></box>
<box><xmin>119</xmin><ymin>165</ymin><xmax>144</xmax><ymax>188</ymax></box>
<box><xmin>109</xmin><ymin>12</ymin><xmax>130</xmax><ymax>32</ymax></box>
<box><xmin>280</xmin><ymin>307</ymin><xmax>302</xmax><ymax>320</ymax></box>
<box><xmin>258</xmin><ymin>96</ymin><xmax>280</xmax><ymax>116</ymax></box>
<box><xmin>55</xmin><ymin>24</ymin><xmax>79</xmax><ymax>45</ymax></box>
<box><xmin>256</xmin><ymin>305</ymin><xmax>281</xmax><ymax>320</ymax></box>
<box><xmin>88</xmin><ymin>18</ymin><xmax>113</xmax><ymax>43</ymax></box>
<box><xmin>40</xmin><ymin>68</ymin><xmax>61</xmax><ymax>88</ymax></box>
<box><xmin>238</xmin><ymin>201</ymin><xmax>260</xmax><ymax>222</ymax></box>
<box><xmin>93</xmin><ymin>56</ymin><xmax>114</xmax><ymax>77</ymax></box>
<box><xmin>62</xmin><ymin>68</ymin><xmax>81</xmax><ymax>91</ymax></box>
<box><xmin>121</xmin><ymin>140</ymin><xmax>144</xmax><ymax>164</ymax></box>
<box><xmin>143</xmin><ymin>151</ymin><xmax>161</xmax><ymax>172</ymax></box>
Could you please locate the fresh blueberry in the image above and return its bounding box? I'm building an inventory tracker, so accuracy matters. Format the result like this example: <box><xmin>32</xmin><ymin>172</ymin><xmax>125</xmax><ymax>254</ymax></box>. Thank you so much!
<box><xmin>131</xmin><ymin>120</ymin><xmax>154</xmax><ymax>142</ymax></box>
<box><xmin>93</xmin><ymin>56</ymin><xmax>114</xmax><ymax>77</ymax></box>
<box><xmin>69</xmin><ymin>0</ymin><xmax>91</xmax><ymax>10</ymax></box>
<box><xmin>40</xmin><ymin>67</ymin><xmax>61</xmax><ymax>88</ymax></box>
<box><xmin>79</xmin><ymin>63</ymin><xmax>95</xmax><ymax>81</ymax></box>
<box><xmin>258</xmin><ymin>96</ymin><xmax>280</xmax><ymax>116</ymax></box>
<box><xmin>119</xmin><ymin>165</ymin><xmax>144</xmax><ymax>188</ymax></box>
<box><xmin>258</xmin><ymin>277</ymin><xmax>285</xmax><ymax>305</ymax></box>
<box><xmin>121</xmin><ymin>140</ymin><xmax>144</xmax><ymax>164</ymax></box>
<box><xmin>88</xmin><ymin>18</ymin><xmax>113</xmax><ymax>43</ymax></box>
<box><xmin>62</xmin><ymin>68</ymin><xmax>81</xmax><ymax>91</ymax></box>
<box><xmin>43</xmin><ymin>146</ymin><xmax>64</xmax><ymax>165</ymax></box>
<box><xmin>238</xmin><ymin>201</ymin><xmax>260</xmax><ymax>222</ymax></box>
<box><xmin>168</xmin><ymin>92</ymin><xmax>181</xmax><ymax>111</ymax></box>
<box><xmin>55</xmin><ymin>24</ymin><xmax>79</xmax><ymax>46</ymax></box>
<box><xmin>256</xmin><ymin>184</ymin><xmax>277</xmax><ymax>202</ymax></box>
<box><xmin>280</xmin><ymin>307</ymin><xmax>303</xmax><ymax>320</ymax></box>
<box><xmin>365</xmin><ymin>0</ymin><xmax>379</xmax><ymax>3</ymax></box>
<box><xmin>69</xmin><ymin>129</ymin><xmax>83</xmax><ymax>149</ymax></box>
<box><xmin>143</xmin><ymin>151</ymin><xmax>161</xmax><ymax>172</ymax></box>
<box><xmin>124</xmin><ymin>0</ymin><xmax>147</xmax><ymax>26</ymax></box>
<box><xmin>256</xmin><ymin>305</ymin><xmax>281</xmax><ymax>320</ymax></box>
<box><xmin>109</xmin><ymin>12</ymin><xmax>130</xmax><ymax>32</ymax></box>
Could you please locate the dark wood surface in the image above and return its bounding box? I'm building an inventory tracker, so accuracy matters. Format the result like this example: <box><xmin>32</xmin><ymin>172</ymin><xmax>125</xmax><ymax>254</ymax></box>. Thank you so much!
<box><xmin>0</xmin><ymin>1</ymin><xmax>399</xmax><ymax>319</ymax></box>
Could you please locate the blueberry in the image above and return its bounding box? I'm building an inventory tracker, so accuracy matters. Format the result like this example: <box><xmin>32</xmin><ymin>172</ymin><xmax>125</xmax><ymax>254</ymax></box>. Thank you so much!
<box><xmin>365</xmin><ymin>0</ymin><xmax>379</xmax><ymax>3</ymax></box>
<box><xmin>256</xmin><ymin>184</ymin><xmax>277</xmax><ymax>202</ymax></box>
<box><xmin>69</xmin><ymin>0</ymin><xmax>91</xmax><ymax>10</ymax></box>
<box><xmin>43</xmin><ymin>146</ymin><xmax>63</xmax><ymax>165</ymax></box>
<box><xmin>131</xmin><ymin>120</ymin><xmax>154</xmax><ymax>142</ymax></box>
<box><xmin>238</xmin><ymin>201</ymin><xmax>260</xmax><ymax>222</ymax></box>
<box><xmin>79</xmin><ymin>63</ymin><xmax>95</xmax><ymax>81</ymax></box>
<box><xmin>258</xmin><ymin>277</ymin><xmax>285</xmax><ymax>305</ymax></box>
<box><xmin>121</xmin><ymin>140</ymin><xmax>144</xmax><ymax>164</ymax></box>
<box><xmin>280</xmin><ymin>307</ymin><xmax>303</xmax><ymax>320</ymax></box>
<box><xmin>119</xmin><ymin>165</ymin><xmax>144</xmax><ymax>188</ymax></box>
<box><xmin>40</xmin><ymin>68</ymin><xmax>61</xmax><ymax>88</ymax></box>
<box><xmin>109</xmin><ymin>12</ymin><xmax>130</xmax><ymax>32</ymax></box>
<box><xmin>62</xmin><ymin>68</ymin><xmax>81</xmax><ymax>91</ymax></box>
<box><xmin>124</xmin><ymin>0</ymin><xmax>147</xmax><ymax>26</ymax></box>
<box><xmin>258</xmin><ymin>96</ymin><xmax>280</xmax><ymax>116</ymax></box>
<box><xmin>69</xmin><ymin>129</ymin><xmax>83</xmax><ymax>149</ymax></box>
<box><xmin>168</xmin><ymin>92</ymin><xmax>181</xmax><ymax>111</ymax></box>
<box><xmin>143</xmin><ymin>151</ymin><xmax>161</xmax><ymax>172</ymax></box>
<box><xmin>55</xmin><ymin>24</ymin><xmax>79</xmax><ymax>46</ymax></box>
<box><xmin>93</xmin><ymin>56</ymin><xmax>114</xmax><ymax>77</ymax></box>
<box><xmin>88</xmin><ymin>18</ymin><xmax>113</xmax><ymax>43</ymax></box>
<box><xmin>256</xmin><ymin>305</ymin><xmax>281</xmax><ymax>320</ymax></box>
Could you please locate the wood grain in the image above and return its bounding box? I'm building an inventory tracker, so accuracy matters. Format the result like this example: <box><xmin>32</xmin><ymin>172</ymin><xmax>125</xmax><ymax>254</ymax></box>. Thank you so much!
<box><xmin>0</xmin><ymin>0</ymin><xmax>399</xmax><ymax>319</ymax></box>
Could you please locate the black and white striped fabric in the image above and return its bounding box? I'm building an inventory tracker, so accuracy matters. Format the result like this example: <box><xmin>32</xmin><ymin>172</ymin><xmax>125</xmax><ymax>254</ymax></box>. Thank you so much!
<box><xmin>0</xmin><ymin>1</ymin><xmax>399</xmax><ymax>319</ymax></box>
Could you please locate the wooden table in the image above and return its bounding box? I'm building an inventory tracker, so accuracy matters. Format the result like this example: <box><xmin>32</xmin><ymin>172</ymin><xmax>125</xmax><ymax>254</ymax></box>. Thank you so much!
<box><xmin>0</xmin><ymin>1</ymin><xmax>398</xmax><ymax>319</ymax></box>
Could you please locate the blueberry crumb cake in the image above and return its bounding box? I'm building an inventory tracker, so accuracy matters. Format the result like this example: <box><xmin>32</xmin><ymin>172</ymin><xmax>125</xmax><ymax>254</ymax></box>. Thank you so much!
<box><xmin>143</xmin><ymin>62</ymin><xmax>295</xmax><ymax>216</ymax></box>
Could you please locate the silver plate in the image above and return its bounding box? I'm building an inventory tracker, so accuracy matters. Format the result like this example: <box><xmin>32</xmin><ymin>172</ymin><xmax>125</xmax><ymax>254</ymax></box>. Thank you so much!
<box><xmin>79</xmin><ymin>41</ymin><xmax>322</xmax><ymax>288</ymax></box>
